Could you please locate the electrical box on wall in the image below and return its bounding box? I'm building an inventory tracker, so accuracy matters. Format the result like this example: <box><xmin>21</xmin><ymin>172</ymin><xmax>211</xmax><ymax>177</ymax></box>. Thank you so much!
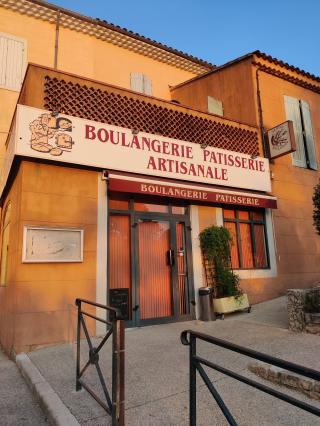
<box><xmin>109</xmin><ymin>288</ymin><xmax>129</xmax><ymax>320</ymax></box>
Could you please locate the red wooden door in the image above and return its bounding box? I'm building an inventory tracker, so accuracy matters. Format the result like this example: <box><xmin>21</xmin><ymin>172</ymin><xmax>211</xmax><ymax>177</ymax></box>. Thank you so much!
<box><xmin>138</xmin><ymin>220</ymin><xmax>173</xmax><ymax>320</ymax></box>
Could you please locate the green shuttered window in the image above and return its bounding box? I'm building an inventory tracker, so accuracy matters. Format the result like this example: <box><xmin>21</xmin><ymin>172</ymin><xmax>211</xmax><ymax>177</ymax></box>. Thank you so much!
<box><xmin>284</xmin><ymin>95</ymin><xmax>318</xmax><ymax>170</ymax></box>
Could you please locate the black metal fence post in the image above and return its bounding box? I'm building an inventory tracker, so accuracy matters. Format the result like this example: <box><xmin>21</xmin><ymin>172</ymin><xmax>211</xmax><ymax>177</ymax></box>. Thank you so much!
<box><xmin>112</xmin><ymin>314</ymin><xmax>125</xmax><ymax>426</ymax></box>
<box><xmin>76</xmin><ymin>299</ymin><xmax>82</xmax><ymax>391</ymax></box>
<box><xmin>190</xmin><ymin>333</ymin><xmax>197</xmax><ymax>426</ymax></box>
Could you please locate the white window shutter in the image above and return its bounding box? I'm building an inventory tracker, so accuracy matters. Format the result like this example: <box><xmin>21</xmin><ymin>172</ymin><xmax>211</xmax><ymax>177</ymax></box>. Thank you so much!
<box><xmin>300</xmin><ymin>100</ymin><xmax>318</xmax><ymax>170</ymax></box>
<box><xmin>207</xmin><ymin>96</ymin><xmax>223</xmax><ymax>116</ymax></box>
<box><xmin>130</xmin><ymin>72</ymin><xmax>152</xmax><ymax>95</ymax></box>
<box><xmin>0</xmin><ymin>36</ymin><xmax>7</xmax><ymax>86</ymax></box>
<box><xmin>130</xmin><ymin>72</ymin><xmax>144</xmax><ymax>93</ymax></box>
<box><xmin>143</xmin><ymin>75</ymin><xmax>152</xmax><ymax>96</ymax></box>
<box><xmin>0</xmin><ymin>33</ymin><xmax>26</xmax><ymax>91</ymax></box>
<box><xmin>284</xmin><ymin>95</ymin><xmax>306</xmax><ymax>168</ymax></box>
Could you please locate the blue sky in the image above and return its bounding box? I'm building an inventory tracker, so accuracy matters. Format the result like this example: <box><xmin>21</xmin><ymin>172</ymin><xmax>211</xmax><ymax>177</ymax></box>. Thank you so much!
<box><xmin>49</xmin><ymin>0</ymin><xmax>319</xmax><ymax>76</ymax></box>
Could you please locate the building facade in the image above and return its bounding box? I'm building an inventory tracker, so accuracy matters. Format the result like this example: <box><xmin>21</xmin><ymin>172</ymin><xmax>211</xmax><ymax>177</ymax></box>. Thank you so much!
<box><xmin>0</xmin><ymin>0</ymin><xmax>319</xmax><ymax>355</ymax></box>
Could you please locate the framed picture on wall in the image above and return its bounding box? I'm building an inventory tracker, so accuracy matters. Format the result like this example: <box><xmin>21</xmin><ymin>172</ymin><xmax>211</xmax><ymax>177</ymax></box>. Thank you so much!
<box><xmin>22</xmin><ymin>227</ymin><xmax>84</xmax><ymax>263</ymax></box>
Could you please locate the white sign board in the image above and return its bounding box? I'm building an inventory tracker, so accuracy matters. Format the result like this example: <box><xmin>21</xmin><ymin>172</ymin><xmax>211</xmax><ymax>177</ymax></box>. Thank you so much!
<box><xmin>12</xmin><ymin>105</ymin><xmax>271</xmax><ymax>192</ymax></box>
<box><xmin>267</xmin><ymin>120</ymin><xmax>296</xmax><ymax>160</ymax></box>
<box><xmin>22</xmin><ymin>227</ymin><xmax>83</xmax><ymax>263</ymax></box>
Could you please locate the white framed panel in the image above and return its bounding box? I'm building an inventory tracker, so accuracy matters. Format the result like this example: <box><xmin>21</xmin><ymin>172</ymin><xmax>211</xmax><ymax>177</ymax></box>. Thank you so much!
<box><xmin>22</xmin><ymin>226</ymin><xmax>84</xmax><ymax>263</ymax></box>
<box><xmin>95</xmin><ymin>174</ymin><xmax>108</xmax><ymax>335</ymax></box>
<box><xmin>190</xmin><ymin>205</ymin><xmax>203</xmax><ymax>319</ymax></box>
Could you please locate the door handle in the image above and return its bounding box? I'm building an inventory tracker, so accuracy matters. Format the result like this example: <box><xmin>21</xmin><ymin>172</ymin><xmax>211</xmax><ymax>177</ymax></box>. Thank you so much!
<box><xmin>133</xmin><ymin>305</ymin><xmax>139</xmax><ymax>311</ymax></box>
<box><xmin>167</xmin><ymin>249</ymin><xmax>175</xmax><ymax>267</ymax></box>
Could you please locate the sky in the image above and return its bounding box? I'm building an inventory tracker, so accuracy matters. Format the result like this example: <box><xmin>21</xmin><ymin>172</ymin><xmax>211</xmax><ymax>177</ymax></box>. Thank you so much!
<box><xmin>48</xmin><ymin>0</ymin><xmax>320</xmax><ymax>76</ymax></box>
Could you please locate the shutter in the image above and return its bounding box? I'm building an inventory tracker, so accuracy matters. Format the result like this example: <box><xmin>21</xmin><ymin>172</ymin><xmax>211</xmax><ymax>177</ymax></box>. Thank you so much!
<box><xmin>207</xmin><ymin>96</ymin><xmax>223</xmax><ymax>116</ymax></box>
<box><xmin>143</xmin><ymin>75</ymin><xmax>152</xmax><ymax>96</ymax></box>
<box><xmin>0</xmin><ymin>35</ymin><xmax>8</xmax><ymax>86</ymax></box>
<box><xmin>130</xmin><ymin>72</ymin><xmax>144</xmax><ymax>93</ymax></box>
<box><xmin>284</xmin><ymin>95</ymin><xmax>306</xmax><ymax>168</ymax></box>
<box><xmin>300</xmin><ymin>100</ymin><xmax>318</xmax><ymax>170</ymax></box>
<box><xmin>0</xmin><ymin>33</ymin><xmax>25</xmax><ymax>90</ymax></box>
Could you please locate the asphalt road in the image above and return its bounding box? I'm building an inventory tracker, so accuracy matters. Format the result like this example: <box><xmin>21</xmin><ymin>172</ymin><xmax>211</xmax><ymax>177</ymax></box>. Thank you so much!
<box><xmin>0</xmin><ymin>349</ymin><xmax>47</xmax><ymax>425</ymax></box>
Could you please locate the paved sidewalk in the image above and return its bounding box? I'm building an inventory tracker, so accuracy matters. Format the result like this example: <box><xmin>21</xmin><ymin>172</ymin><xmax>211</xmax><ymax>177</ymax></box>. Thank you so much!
<box><xmin>27</xmin><ymin>297</ymin><xmax>320</xmax><ymax>425</ymax></box>
<box><xmin>0</xmin><ymin>348</ymin><xmax>47</xmax><ymax>425</ymax></box>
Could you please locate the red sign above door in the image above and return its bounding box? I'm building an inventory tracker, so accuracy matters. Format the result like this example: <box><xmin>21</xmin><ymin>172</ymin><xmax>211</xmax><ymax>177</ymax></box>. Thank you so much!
<box><xmin>108</xmin><ymin>177</ymin><xmax>277</xmax><ymax>209</ymax></box>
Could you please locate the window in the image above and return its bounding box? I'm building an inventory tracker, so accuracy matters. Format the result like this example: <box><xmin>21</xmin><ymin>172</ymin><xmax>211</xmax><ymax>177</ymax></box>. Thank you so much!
<box><xmin>0</xmin><ymin>33</ymin><xmax>27</xmax><ymax>91</ymax></box>
<box><xmin>284</xmin><ymin>96</ymin><xmax>317</xmax><ymax>170</ymax></box>
<box><xmin>223</xmin><ymin>208</ymin><xmax>268</xmax><ymax>270</ymax></box>
<box><xmin>0</xmin><ymin>203</ymin><xmax>11</xmax><ymax>286</ymax></box>
<box><xmin>207</xmin><ymin>96</ymin><xmax>223</xmax><ymax>116</ymax></box>
<box><xmin>130</xmin><ymin>72</ymin><xmax>152</xmax><ymax>95</ymax></box>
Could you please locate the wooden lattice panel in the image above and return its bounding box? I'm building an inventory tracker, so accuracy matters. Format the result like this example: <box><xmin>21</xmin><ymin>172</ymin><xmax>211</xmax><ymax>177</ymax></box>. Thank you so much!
<box><xmin>44</xmin><ymin>76</ymin><xmax>259</xmax><ymax>156</ymax></box>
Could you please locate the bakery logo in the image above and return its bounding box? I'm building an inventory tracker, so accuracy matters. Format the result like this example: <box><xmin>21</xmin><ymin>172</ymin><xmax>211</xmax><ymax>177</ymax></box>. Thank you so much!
<box><xmin>29</xmin><ymin>113</ymin><xmax>74</xmax><ymax>157</ymax></box>
<box><xmin>270</xmin><ymin>127</ymin><xmax>289</xmax><ymax>150</ymax></box>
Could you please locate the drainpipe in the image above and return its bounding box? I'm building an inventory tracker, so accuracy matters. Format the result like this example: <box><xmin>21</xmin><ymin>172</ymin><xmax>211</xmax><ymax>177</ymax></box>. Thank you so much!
<box><xmin>54</xmin><ymin>10</ymin><xmax>61</xmax><ymax>69</ymax></box>
<box><xmin>255</xmin><ymin>66</ymin><xmax>269</xmax><ymax>158</ymax></box>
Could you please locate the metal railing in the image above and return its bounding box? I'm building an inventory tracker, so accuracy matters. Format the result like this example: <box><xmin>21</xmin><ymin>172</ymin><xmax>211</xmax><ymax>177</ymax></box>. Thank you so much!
<box><xmin>76</xmin><ymin>298</ymin><xmax>125</xmax><ymax>426</ymax></box>
<box><xmin>181</xmin><ymin>330</ymin><xmax>320</xmax><ymax>426</ymax></box>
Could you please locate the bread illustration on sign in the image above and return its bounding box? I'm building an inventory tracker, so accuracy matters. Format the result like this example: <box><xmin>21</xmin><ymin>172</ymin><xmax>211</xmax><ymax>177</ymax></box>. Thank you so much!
<box><xmin>29</xmin><ymin>114</ymin><xmax>74</xmax><ymax>157</ymax></box>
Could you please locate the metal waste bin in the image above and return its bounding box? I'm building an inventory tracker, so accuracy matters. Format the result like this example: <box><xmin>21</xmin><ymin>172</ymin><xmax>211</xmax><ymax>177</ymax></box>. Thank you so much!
<box><xmin>199</xmin><ymin>287</ymin><xmax>214</xmax><ymax>321</ymax></box>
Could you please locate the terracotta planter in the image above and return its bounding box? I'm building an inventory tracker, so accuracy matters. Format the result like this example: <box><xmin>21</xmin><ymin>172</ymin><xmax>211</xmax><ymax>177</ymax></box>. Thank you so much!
<box><xmin>213</xmin><ymin>293</ymin><xmax>250</xmax><ymax>315</ymax></box>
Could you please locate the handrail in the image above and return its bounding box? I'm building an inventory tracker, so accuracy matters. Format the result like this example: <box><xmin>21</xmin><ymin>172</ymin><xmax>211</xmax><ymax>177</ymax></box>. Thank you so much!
<box><xmin>181</xmin><ymin>329</ymin><xmax>320</xmax><ymax>425</ymax></box>
<box><xmin>75</xmin><ymin>297</ymin><xmax>120</xmax><ymax>315</ymax></box>
<box><xmin>76</xmin><ymin>298</ymin><xmax>125</xmax><ymax>426</ymax></box>
<box><xmin>181</xmin><ymin>330</ymin><xmax>320</xmax><ymax>381</ymax></box>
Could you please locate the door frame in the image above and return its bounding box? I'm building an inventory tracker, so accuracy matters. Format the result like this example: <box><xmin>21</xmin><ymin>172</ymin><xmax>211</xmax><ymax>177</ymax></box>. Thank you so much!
<box><xmin>107</xmin><ymin>200</ymin><xmax>195</xmax><ymax>327</ymax></box>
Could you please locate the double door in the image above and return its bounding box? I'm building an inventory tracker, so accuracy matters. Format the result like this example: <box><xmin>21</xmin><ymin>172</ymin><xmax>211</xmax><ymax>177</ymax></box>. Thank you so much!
<box><xmin>109</xmin><ymin>211</ymin><xmax>194</xmax><ymax>326</ymax></box>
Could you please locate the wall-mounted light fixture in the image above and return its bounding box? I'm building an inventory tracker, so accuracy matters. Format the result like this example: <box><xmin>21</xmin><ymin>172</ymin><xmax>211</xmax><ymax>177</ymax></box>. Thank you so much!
<box><xmin>51</xmin><ymin>110</ymin><xmax>59</xmax><ymax>117</ymax></box>
<box><xmin>101</xmin><ymin>170</ymin><xmax>108</xmax><ymax>181</ymax></box>
<box><xmin>200</xmin><ymin>142</ymin><xmax>208</xmax><ymax>149</ymax></box>
<box><xmin>132</xmin><ymin>128</ymin><xmax>139</xmax><ymax>135</ymax></box>
<box><xmin>250</xmin><ymin>153</ymin><xmax>259</xmax><ymax>160</ymax></box>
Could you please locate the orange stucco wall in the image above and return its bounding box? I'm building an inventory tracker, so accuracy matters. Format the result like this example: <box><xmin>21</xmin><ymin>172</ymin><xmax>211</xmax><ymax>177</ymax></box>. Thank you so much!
<box><xmin>171</xmin><ymin>59</ymin><xmax>259</xmax><ymax>127</ymax></box>
<box><xmin>0</xmin><ymin>7</ymin><xmax>197</xmax><ymax>169</ymax></box>
<box><xmin>0</xmin><ymin>161</ymin><xmax>98</xmax><ymax>354</ymax></box>
<box><xmin>248</xmin><ymin>69</ymin><xmax>320</xmax><ymax>300</ymax></box>
<box><xmin>179</xmin><ymin>61</ymin><xmax>320</xmax><ymax>304</ymax></box>
<box><xmin>0</xmin><ymin>168</ymin><xmax>21</xmax><ymax>353</ymax></box>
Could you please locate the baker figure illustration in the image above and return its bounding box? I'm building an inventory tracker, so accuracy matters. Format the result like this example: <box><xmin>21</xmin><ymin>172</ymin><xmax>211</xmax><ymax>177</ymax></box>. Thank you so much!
<box><xmin>29</xmin><ymin>114</ymin><xmax>74</xmax><ymax>156</ymax></box>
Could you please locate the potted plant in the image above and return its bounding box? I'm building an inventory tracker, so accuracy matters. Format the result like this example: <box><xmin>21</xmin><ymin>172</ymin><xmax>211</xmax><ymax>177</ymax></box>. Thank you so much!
<box><xmin>199</xmin><ymin>225</ymin><xmax>250</xmax><ymax>318</ymax></box>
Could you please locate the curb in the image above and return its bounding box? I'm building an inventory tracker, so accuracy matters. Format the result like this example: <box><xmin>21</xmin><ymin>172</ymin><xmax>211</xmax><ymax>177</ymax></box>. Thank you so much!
<box><xmin>16</xmin><ymin>353</ymin><xmax>80</xmax><ymax>426</ymax></box>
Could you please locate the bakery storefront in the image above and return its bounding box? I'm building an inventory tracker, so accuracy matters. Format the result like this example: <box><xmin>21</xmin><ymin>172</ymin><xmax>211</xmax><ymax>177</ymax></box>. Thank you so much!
<box><xmin>0</xmin><ymin>67</ymin><xmax>277</xmax><ymax>352</ymax></box>
<box><xmin>107</xmin><ymin>175</ymin><xmax>276</xmax><ymax>326</ymax></box>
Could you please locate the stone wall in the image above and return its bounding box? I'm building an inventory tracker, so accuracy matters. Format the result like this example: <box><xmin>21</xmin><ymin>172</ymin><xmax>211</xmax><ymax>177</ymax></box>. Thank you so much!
<box><xmin>248</xmin><ymin>362</ymin><xmax>320</xmax><ymax>401</ymax></box>
<box><xmin>287</xmin><ymin>287</ymin><xmax>320</xmax><ymax>335</ymax></box>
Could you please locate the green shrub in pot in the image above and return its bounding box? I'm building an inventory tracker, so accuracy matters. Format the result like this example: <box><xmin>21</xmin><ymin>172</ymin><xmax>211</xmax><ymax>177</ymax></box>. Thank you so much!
<box><xmin>199</xmin><ymin>226</ymin><xmax>242</xmax><ymax>299</ymax></box>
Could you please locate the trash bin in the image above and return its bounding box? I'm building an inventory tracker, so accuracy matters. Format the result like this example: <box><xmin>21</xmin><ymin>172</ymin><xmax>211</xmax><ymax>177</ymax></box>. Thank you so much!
<box><xmin>199</xmin><ymin>287</ymin><xmax>215</xmax><ymax>321</ymax></box>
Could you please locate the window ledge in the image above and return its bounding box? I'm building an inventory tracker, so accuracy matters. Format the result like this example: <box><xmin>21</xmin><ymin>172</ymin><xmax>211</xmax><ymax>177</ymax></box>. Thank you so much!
<box><xmin>0</xmin><ymin>84</ymin><xmax>21</xmax><ymax>93</ymax></box>
<box><xmin>237</xmin><ymin>269</ymin><xmax>277</xmax><ymax>280</ymax></box>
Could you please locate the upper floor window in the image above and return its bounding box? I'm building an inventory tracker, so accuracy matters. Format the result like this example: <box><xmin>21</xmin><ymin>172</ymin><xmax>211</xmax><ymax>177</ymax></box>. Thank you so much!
<box><xmin>223</xmin><ymin>208</ymin><xmax>269</xmax><ymax>270</ymax></box>
<box><xmin>207</xmin><ymin>96</ymin><xmax>223</xmax><ymax>116</ymax></box>
<box><xmin>0</xmin><ymin>33</ymin><xmax>27</xmax><ymax>91</ymax></box>
<box><xmin>284</xmin><ymin>96</ymin><xmax>317</xmax><ymax>170</ymax></box>
<box><xmin>130</xmin><ymin>72</ymin><xmax>152</xmax><ymax>96</ymax></box>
